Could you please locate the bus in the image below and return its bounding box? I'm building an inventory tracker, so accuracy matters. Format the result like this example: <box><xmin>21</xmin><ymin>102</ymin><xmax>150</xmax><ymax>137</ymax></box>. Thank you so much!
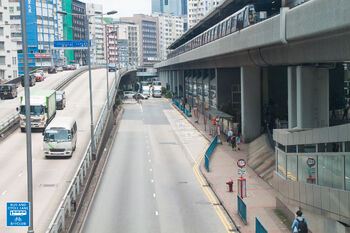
<box><xmin>43</xmin><ymin>117</ymin><xmax>77</xmax><ymax>158</ymax></box>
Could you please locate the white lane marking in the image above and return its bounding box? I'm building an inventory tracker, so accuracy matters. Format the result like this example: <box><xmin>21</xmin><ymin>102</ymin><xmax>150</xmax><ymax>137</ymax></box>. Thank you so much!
<box><xmin>155</xmin><ymin>211</ymin><xmax>159</xmax><ymax>216</ymax></box>
<box><xmin>148</xmin><ymin>159</ymin><xmax>151</xmax><ymax>163</ymax></box>
<box><xmin>18</xmin><ymin>172</ymin><xmax>23</xmax><ymax>177</ymax></box>
<box><xmin>150</xmin><ymin>179</ymin><xmax>154</xmax><ymax>183</ymax></box>
<box><xmin>149</xmin><ymin>168</ymin><xmax>153</xmax><ymax>172</ymax></box>
<box><xmin>2</xmin><ymin>190</ymin><xmax>7</xmax><ymax>196</ymax></box>
<box><xmin>139</xmin><ymin>104</ymin><xmax>143</xmax><ymax>112</ymax></box>
<box><xmin>153</xmin><ymin>193</ymin><xmax>156</xmax><ymax>198</ymax></box>
<box><xmin>147</xmin><ymin>152</ymin><xmax>151</xmax><ymax>155</ymax></box>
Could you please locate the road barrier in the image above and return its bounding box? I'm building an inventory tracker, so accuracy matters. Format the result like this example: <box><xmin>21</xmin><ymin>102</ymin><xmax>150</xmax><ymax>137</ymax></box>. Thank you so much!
<box><xmin>237</xmin><ymin>195</ymin><xmax>247</xmax><ymax>224</ymax></box>
<box><xmin>256</xmin><ymin>217</ymin><xmax>268</xmax><ymax>233</ymax></box>
<box><xmin>204</xmin><ymin>135</ymin><xmax>217</xmax><ymax>172</ymax></box>
<box><xmin>0</xmin><ymin>66</ymin><xmax>103</xmax><ymax>138</ymax></box>
<box><xmin>46</xmin><ymin>66</ymin><xmax>136</xmax><ymax>233</ymax></box>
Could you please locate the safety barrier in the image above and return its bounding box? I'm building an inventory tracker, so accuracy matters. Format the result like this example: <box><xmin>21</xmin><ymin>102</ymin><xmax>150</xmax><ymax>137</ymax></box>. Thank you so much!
<box><xmin>256</xmin><ymin>217</ymin><xmax>268</xmax><ymax>233</ymax></box>
<box><xmin>0</xmin><ymin>66</ymin><xmax>103</xmax><ymax>138</ymax></box>
<box><xmin>204</xmin><ymin>135</ymin><xmax>217</xmax><ymax>172</ymax></box>
<box><xmin>237</xmin><ymin>195</ymin><xmax>247</xmax><ymax>224</ymax></box>
<box><xmin>46</xmin><ymin>66</ymin><xmax>136</xmax><ymax>233</ymax></box>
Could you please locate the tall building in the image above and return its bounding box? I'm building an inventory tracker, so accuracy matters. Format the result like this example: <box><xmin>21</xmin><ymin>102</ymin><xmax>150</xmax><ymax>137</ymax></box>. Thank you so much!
<box><xmin>10</xmin><ymin>0</ymin><xmax>64</xmax><ymax>74</ymax></box>
<box><xmin>120</xmin><ymin>14</ymin><xmax>159</xmax><ymax>67</ymax></box>
<box><xmin>105</xmin><ymin>23</ymin><xmax>118</xmax><ymax>65</ymax></box>
<box><xmin>187</xmin><ymin>0</ymin><xmax>223</xmax><ymax>28</ymax></box>
<box><xmin>86</xmin><ymin>3</ymin><xmax>104</xmax><ymax>64</ymax></box>
<box><xmin>152</xmin><ymin>0</ymin><xmax>187</xmax><ymax>16</ymax></box>
<box><xmin>71</xmin><ymin>0</ymin><xmax>87</xmax><ymax>65</ymax></box>
<box><xmin>0</xmin><ymin>0</ymin><xmax>18</xmax><ymax>81</ymax></box>
<box><xmin>153</xmin><ymin>12</ymin><xmax>185</xmax><ymax>61</ymax></box>
<box><xmin>62</xmin><ymin>0</ymin><xmax>74</xmax><ymax>64</ymax></box>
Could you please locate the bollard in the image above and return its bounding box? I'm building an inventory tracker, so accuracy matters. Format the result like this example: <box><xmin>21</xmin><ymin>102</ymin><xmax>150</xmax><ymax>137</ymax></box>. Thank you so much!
<box><xmin>226</xmin><ymin>180</ymin><xmax>233</xmax><ymax>192</ymax></box>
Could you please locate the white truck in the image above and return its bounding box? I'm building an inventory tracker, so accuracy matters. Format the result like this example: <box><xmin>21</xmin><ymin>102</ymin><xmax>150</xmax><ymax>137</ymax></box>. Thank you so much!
<box><xmin>142</xmin><ymin>85</ymin><xmax>151</xmax><ymax>97</ymax></box>
<box><xmin>153</xmin><ymin>85</ymin><xmax>162</xmax><ymax>98</ymax></box>
<box><xmin>19</xmin><ymin>90</ymin><xmax>57</xmax><ymax>132</ymax></box>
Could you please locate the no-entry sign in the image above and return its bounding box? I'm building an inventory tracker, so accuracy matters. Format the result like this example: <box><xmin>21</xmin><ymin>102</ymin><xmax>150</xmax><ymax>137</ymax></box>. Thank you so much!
<box><xmin>237</xmin><ymin>159</ymin><xmax>246</xmax><ymax>168</ymax></box>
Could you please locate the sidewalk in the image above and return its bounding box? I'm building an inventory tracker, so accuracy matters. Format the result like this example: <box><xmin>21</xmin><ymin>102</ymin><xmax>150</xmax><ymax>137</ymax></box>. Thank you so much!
<box><xmin>173</xmin><ymin>103</ymin><xmax>290</xmax><ymax>233</ymax></box>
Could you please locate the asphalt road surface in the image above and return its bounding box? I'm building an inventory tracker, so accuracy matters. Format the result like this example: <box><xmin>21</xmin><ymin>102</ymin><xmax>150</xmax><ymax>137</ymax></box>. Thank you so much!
<box><xmin>82</xmin><ymin>98</ymin><xmax>230</xmax><ymax>233</ymax></box>
<box><xmin>0</xmin><ymin>70</ymin><xmax>115</xmax><ymax>233</ymax></box>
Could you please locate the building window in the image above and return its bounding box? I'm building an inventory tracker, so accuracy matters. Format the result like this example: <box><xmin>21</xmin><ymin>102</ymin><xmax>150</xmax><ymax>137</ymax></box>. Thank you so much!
<box><xmin>298</xmin><ymin>155</ymin><xmax>317</xmax><ymax>184</ymax></box>
<box><xmin>0</xmin><ymin>13</ymin><xmax>2</xmax><ymax>22</ymax></box>
<box><xmin>277</xmin><ymin>150</ymin><xmax>287</xmax><ymax>179</ymax></box>
<box><xmin>0</xmin><ymin>56</ymin><xmax>5</xmax><ymax>64</ymax></box>
<box><xmin>287</xmin><ymin>155</ymin><xmax>297</xmax><ymax>181</ymax></box>
<box><xmin>318</xmin><ymin>155</ymin><xmax>343</xmax><ymax>189</ymax></box>
<box><xmin>0</xmin><ymin>42</ymin><xmax>4</xmax><ymax>50</ymax></box>
<box><xmin>12</xmin><ymin>57</ymin><xmax>16</xmax><ymax>65</ymax></box>
<box><xmin>13</xmin><ymin>70</ymin><xmax>17</xmax><ymax>78</ymax></box>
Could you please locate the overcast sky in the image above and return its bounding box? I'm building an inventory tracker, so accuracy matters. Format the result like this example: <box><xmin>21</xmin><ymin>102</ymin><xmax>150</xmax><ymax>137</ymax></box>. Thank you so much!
<box><xmin>85</xmin><ymin>0</ymin><xmax>151</xmax><ymax>18</ymax></box>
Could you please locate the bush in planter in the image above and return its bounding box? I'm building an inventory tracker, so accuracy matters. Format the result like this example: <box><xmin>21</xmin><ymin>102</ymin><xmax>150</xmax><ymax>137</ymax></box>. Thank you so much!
<box><xmin>161</xmin><ymin>87</ymin><xmax>167</xmax><ymax>95</ymax></box>
<box><xmin>165</xmin><ymin>91</ymin><xmax>173</xmax><ymax>98</ymax></box>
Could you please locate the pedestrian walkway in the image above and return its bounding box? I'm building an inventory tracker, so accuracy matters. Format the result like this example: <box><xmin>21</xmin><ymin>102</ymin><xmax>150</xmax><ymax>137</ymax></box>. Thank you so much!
<box><xmin>172</xmin><ymin>102</ymin><xmax>290</xmax><ymax>233</ymax></box>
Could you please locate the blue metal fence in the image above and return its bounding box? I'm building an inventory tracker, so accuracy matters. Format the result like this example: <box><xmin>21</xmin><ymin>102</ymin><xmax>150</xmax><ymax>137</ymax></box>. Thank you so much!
<box><xmin>237</xmin><ymin>195</ymin><xmax>247</xmax><ymax>225</ymax></box>
<box><xmin>256</xmin><ymin>217</ymin><xmax>268</xmax><ymax>233</ymax></box>
<box><xmin>204</xmin><ymin>136</ymin><xmax>218</xmax><ymax>172</ymax></box>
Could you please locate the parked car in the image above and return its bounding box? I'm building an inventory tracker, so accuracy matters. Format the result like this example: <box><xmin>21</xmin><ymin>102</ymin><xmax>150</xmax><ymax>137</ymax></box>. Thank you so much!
<box><xmin>48</xmin><ymin>66</ymin><xmax>57</xmax><ymax>73</ymax></box>
<box><xmin>56</xmin><ymin>66</ymin><xmax>63</xmax><ymax>72</ymax></box>
<box><xmin>133</xmin><ymin>93</ymin><xmax>149</xmax><ymax>100</ymax></box>
<box><xmin>123</xmin><ymin>91</ymin><xmax>136</xmax><ymax>99</ymax></box>
<box><xmin>20</xmin><ymin>74</ymin><xmax>36</xmax><ymax>87</ymax></box>
<box><xmin>108</xmin><ymin>64</ymin><xmax>116</xmax><ymax>72</ymax></box>
<box><xmin>0</xmin><ymin>84</ymin><xmax>18</xmax><ymax>99</ymax></box>
<box><xmin>62</xmin><ymin>65</ymin><xmax>68</xmax><ymax>71</ymax></box>
<box><xmin>56</xmin><ymin>90</ymin><xmax>66</xmax><ymax>110</ymax></box>
<box><xmin>67</xmin><ymin>65</ymin><xmax>76</xmax><ymax>70</ymax></box>
<box><xmin>34</xmin><ymin>72</ymin><xmax>44</xmax><ymax>82</ymax></box>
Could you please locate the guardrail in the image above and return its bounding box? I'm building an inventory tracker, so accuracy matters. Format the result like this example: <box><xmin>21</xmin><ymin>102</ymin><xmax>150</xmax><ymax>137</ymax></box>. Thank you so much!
<box><xmin>204</xmin><ymin>135</ymin><xmax>217</xmax><ymax>172</ymax></box>
<box><xmin>237</xmin><ymin>195</ymin><xmax>247</xmax><ymax>225</ymax></box>
<box><xmin>256</xmin><ymin>217</ymin><xmax>268</xmax><ymax>233</ymax></box>
<box><xmin>0</xmin><ymin>66</ymin><xmax>103</xmax><ymax>138</ymax></box>
<box><xmin>46</xmin><ymin>66</ymin><xmax>136</xmax><ymax>233</ymax></box>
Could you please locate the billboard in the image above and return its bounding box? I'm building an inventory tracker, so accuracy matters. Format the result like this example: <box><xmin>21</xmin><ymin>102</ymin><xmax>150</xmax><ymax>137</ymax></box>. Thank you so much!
<box><xmin>26</xmin><ymin>0</ymin><xmax>38</xmax><ymax>52</ymax></box>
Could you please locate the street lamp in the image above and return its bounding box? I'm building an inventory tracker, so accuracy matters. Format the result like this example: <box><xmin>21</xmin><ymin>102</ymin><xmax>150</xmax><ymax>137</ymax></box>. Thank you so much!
<box><xmin>57</xmin><ymin>10</ymin><xmax>117</xmax><ymax>160</ymax></box>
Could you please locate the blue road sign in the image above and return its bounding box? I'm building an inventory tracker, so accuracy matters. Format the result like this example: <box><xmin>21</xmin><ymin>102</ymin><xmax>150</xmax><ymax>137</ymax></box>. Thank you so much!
<box><xmin>54</xmin><ymin>40</ymin><xmax>91</xmax><ymax>49</ymax></box>
<box><xmin>7</xmin><ymin>202</ymin><xmax>30</xmax><ymax>227</ymax></box>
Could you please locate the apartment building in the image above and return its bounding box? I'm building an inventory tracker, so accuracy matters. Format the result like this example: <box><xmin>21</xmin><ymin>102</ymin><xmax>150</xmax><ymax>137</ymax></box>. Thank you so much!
<box><xmin>187</xmin><ymin>0</ymin><xmax>223</xmax><ymax>28</ymax></box>
<box><xmin>86</xmin><ymin>3</ymin><xmax>104</xmax><ymax>64</ymax></box>
<box><xmin>0</xmin><ymin>0</ymin><xmax>18</xmax><ymax>81</ymax></box>
<box><xmin>71</xmin><ymin>0</ymin><xmax>87</xmax><ymax>65</ymax></box>
<box><xmin>153</xmin><ymin>12</ymin><xmax>185</xmax><ymax>61</ymax></box>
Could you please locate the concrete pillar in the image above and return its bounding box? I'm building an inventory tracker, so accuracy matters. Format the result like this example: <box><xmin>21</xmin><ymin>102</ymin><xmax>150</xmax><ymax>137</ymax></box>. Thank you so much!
<box><xmin>288</xmin><ymin>66</ymin><xmax>297</xmax><ymax>129</ymax></box>
<box><xmin>296</xmin><ymin>66</ymin><xmax>329</xmax><ymax>128</ymax></box>
<box><xmin>179</xmin><ymin>70</ymin><xmax>184</xmax><ymax>97</ymax></box>
<box><xmin>241</xmin><ymin>66</ymin><xmax>261</xmax><ymax>142</ymax></box>
<box><xmin>171</xmin><ymin>71</ymin><xmax>175</xmax><ymax>92</ymax></box>
<box><xmin>177</xmin><ymin>71</ymin><xmax>180</xmax><ymax>96</ymax></box>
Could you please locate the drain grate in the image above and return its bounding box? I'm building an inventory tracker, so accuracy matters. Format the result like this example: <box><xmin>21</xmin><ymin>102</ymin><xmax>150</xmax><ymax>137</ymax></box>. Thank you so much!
<box><xmin>178</xmin><ymin>181</ymin><xmax>188</xmax><ymax>184</ymax></box>
<box><xmin>159</xmin><ymin>142</ymin><xmax>177</xmax><ymax>145</ymax></box>
<box><xmin>41</xmin><ymin>184</ymin><xmax>56</xmax><ymax>187</ymax></box>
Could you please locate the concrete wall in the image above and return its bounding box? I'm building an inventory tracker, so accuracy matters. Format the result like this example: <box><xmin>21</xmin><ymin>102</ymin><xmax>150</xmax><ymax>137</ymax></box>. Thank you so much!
<box><xmin>241</xmin><ymin>66</ymin><xmax>261</xmax><ymax>142</ymax></box>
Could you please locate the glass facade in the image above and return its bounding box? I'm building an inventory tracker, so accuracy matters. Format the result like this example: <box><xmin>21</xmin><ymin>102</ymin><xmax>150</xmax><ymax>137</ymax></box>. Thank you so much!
<box><xmin>318</xmin><ymin>155</ymin><xmax>343</xmax><ymax>189</ymax></box>
<box><xmin>277</xmin><ymin>150</ymin><xmax>286</xmax><ymax>179</ymax></box>
<box><xmin>209</xmin><ymin>69</ymin><xmax>217</xmax><ymax>109</ymax></box>
<box><xmin>203</xmin><ymin>70</ymin><xmax>209</xmax><ymax>111</ymax></box>
<box><xmin>287</xmin><ymin>155</ymin><xmax>297</xmax><ymax>181</ymax></box>
<box><xmin>346</xmin><ymin>155</ymin><xmax>350</xmax><ymax>191</ymax></box>
<box><xmin>298</xmin><ymin>155</ymin><xmax>317</xmax><ymax>184</ymax></box>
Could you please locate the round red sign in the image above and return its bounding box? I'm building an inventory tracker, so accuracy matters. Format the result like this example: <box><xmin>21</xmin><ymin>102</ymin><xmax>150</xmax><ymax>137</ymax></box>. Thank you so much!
<box><xmin>307</xmin><ymin>158</ymin><xmax>316</xmax><ymax>167</ymax></box>
<box><xmin>237</xmin><ymin>159</ymin><xmax>246</xmax><ymax>168</ymax></box>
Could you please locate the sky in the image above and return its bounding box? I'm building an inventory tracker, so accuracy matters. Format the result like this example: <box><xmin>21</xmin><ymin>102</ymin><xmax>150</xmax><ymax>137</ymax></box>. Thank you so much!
<box><xmin>85</xmin><ymin>0</ymin><xmax>152</xmax><ymax>18</ymax></box>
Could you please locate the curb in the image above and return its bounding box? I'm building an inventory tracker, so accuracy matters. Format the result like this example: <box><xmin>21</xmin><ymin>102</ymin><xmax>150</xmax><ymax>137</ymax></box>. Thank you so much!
<box><xmin>171</xmin><ymin>101</ymin><xmax>240</xmax><ymax>233</ymax></box>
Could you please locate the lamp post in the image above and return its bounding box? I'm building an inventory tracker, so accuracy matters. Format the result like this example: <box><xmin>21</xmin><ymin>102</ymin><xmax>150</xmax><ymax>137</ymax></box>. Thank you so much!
<box><xmin>19</xmin><ymin>0</ymin><xmax>34</xmax><ymax>231</ymax></box>
<box><xmin>57</xmin><ymin>10</ymin><xmax>117</xmax><ymax>160</ymax></box>
<box><xmin>105</xmin><ymin>22</ymin><xmax>118</xmax><ymax>108</ymax></box>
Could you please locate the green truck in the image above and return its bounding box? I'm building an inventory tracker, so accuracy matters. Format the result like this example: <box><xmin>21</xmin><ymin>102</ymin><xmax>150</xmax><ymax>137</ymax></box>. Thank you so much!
<box><xmin>18</xmin><ymin>90</ymin><xmax>57</xmax><ymax>132</ymax></box>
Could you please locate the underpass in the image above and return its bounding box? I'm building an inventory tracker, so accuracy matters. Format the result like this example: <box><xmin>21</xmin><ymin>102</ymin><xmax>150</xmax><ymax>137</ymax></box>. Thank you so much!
<box><xmin>0</xmin><ymin>69</ymin><xmax>115</xmax><ymax>232</ymax></box>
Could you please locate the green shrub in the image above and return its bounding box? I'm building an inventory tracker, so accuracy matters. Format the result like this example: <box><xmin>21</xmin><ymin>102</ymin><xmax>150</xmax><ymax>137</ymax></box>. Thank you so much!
<box><xmin>115</xmin><ymin>98</ymin><xmax>122</xmax><ymax>106</ymax></box>
<box><xmin>161</xmin><ymin>87</ymin><xmax>167</xmax><ymax>95</ymax></box>
<box><xmin>165</xmin><ymin>91</ymin><xmax>173</xmax><ymax>98</ymax></box>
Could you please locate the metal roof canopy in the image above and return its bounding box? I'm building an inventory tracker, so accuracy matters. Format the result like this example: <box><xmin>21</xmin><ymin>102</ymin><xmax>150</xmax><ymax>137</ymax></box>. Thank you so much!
<box><xmin>169</xmin><ymin>0</ymin><xmax>281</xmax><ymax>50</ymax></box>
<box><xmin>208</xmin><ymin>109</ymin><xmax>233</xmax><ymax>119</ymax></box>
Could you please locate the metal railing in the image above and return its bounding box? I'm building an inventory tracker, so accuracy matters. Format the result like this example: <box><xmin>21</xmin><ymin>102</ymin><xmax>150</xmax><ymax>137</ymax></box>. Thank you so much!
<box><xmin>46</xmin><ymin>66</ymin><xmax>136</xmax><ymax>233</ymax></box>
<box><xmin>0</xmin><ymin>66</ymin><xmax>103</xmax><ymax>138</ymax></box>
<box><xmin>237</xmin><ymin>195</ymin><xmax>247</xmax><ymax>225</ymax></box>
<box><xmin>255</xmin><ymin>217</ymin><xmax>268</xmax><ymax>233</ymax></box>
<box><xmin>204</xmin><ymin>135</ymin><xmax>218</xmax><ymax>172</ymax></box>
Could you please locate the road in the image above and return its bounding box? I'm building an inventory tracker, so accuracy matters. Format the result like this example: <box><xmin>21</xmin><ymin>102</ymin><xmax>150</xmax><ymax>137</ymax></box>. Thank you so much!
<box><xmin>82</xmin><ymin>99</ymin><xmax>231</xmax><ymax>233</ymax></box>
<box><xmin>0</xmin><ymin>70</ymin><xmax>115</xmax><ymax>232</ymax></box>
<box><xmin>0</xmin><ymin>70</ymin><xmax>77</xmax><ymax>121</ymax></box>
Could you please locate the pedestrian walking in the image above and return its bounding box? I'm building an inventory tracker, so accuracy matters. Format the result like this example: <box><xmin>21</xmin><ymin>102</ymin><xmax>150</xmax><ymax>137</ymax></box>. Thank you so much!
<box><xmin>230</xmin><ymin>135</ymin><xmax>236</xmax><ymax>151</ymax></box>
<box><xmin>227</xmin><ymin>129</ymin><xmax>233</xmax><ymax>143</ymax></box>
<box><xmin>236</xmin><ymin>134</ymin><xmax>241</xmax><ymax>151</ymax></box>
<box><xmin>291</xmin><ymin>210</ymin><xmax>308</xmax><ymax>233</ymax></box>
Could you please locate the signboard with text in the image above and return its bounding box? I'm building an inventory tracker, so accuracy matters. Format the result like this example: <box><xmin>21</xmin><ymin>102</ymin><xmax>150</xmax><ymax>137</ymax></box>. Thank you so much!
<box><xmin>54</xmin><ymin>40</ymin><xmax>91</xmax><ymax>50</ymax></box>
<box><xmin>7</xmin><ymin>202</ymin><xmax>30</xmax><ymax>227</ymax></box>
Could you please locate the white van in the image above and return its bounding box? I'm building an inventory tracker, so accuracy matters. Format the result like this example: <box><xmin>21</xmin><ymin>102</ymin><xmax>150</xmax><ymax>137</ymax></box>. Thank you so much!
<box><xmin>43</xmin><ymin>117</ymin><xmax>77</xmax><ymax>158</ymax></box>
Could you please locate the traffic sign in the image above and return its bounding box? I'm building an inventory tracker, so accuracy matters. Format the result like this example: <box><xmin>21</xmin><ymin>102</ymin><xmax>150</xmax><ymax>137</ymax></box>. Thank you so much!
<box><xmin>238</xmin><ymin>168</ymin><xmax>246</xmax><ymax>175</ymax></box>
<box><xmin>237</xmin><ymin>159</ymin><xmax>246</xmax><ymax>168</ymax></box>
<box><xmin>307</xmin><ymin>158</ymin><xmax>316</xmax><ymax>167</ymax></box>
<box><xmin>7</xmin><ymin>202</ymin><xmax>30</xmax><ymax>227</ymax></box>
<box><xmin>54</xmin><ymin>40</ymin><xmax>91</xmax><ymax>49</ymax></box>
